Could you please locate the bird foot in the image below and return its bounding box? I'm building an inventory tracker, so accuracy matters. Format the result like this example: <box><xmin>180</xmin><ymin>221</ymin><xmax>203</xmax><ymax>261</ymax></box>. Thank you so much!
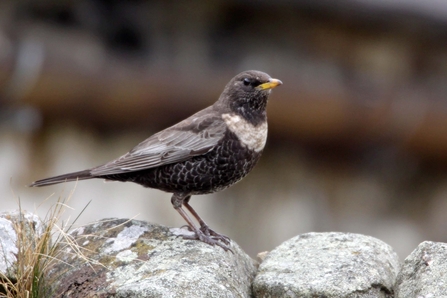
<box><xmin>199</xmin><ymin>224</ymin><xmax>231</xmax><ymax>246</ymax></box>
<box><xmin>181</xmin><ymin>228</ymin><xmax>233</xmax><ymax>253</ymax></box>
<box><xmin>179</xmin><ymin>224</ymin><xmax>230</xmax><ymax>246</ymax></box>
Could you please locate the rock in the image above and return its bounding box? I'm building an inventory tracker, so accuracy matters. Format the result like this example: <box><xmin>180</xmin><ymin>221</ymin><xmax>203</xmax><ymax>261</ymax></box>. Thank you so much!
<box><xmin>253</xmin><ymin>232</ymin><xmax>399</xmax><ymax>297</ymax></box>
<box><xmin>0</xmin><ymin>211</ymin><xmax>44</xmax><ymax>280</ymax></box>
<box><xmin>48</xmin><ymin>219</ymin><xmax>257</xmax><ymax>297</ymax></box>
<box><xmin>395</xmin><ymin>241</ymin><xmax>447</xmax><ymax>298</ymax></box>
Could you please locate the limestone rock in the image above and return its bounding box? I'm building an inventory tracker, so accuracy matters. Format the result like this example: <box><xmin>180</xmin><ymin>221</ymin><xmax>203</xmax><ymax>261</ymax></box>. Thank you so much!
<box><xmin>395</xmin><ymin>241</ymin><xmax>447</xmax><ymax>298</ymax></box>
<box><xmin>253</xmin><ymin>232</ymin><xmax>399</xmax><ymax>297</ymax></box>
<box><xmin>0</xmin><ymin>211</ymin><xmax>44</xmax><ymax>280</ymax></box>
<box><xmin>48</xmin><ymin>218</ymin><xmax>257</xmax><ymax>297</ymax></box>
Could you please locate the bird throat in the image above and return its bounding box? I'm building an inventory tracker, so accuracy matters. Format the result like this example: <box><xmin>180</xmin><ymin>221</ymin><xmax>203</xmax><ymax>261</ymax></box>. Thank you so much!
<box><xmin>232</xmin><ymin>94</ymin><xmax>268</xmax><ymax>126</ymax></box>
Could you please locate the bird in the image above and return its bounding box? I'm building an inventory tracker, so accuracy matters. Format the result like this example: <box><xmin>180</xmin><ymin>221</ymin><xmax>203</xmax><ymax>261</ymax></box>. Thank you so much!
<box><xmin>30</xmin><ymin>70</ymin><xmax>282</xmax><ymax>251</ymax></box>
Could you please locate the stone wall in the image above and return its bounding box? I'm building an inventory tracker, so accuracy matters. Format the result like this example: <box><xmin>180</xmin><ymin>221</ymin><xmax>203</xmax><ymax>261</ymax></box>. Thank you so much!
<box><xmin>1</xmin><ymin>211</ymin><xmax>444</xmax><ymax>297</ymax></box>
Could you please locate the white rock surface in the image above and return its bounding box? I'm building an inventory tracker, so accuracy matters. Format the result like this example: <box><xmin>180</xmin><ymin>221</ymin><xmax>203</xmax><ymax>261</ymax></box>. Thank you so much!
<box><xmin>253</xmin><ymin>232</ymin><xmax>400</xmax><ymax>297</ymax></box>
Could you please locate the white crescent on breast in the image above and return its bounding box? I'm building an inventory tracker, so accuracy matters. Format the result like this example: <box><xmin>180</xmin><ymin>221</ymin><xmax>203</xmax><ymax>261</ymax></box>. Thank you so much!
<box><xmin>222</xmin><ymin>113</ymin><xmax>267</xmax><ymax>152</ymax></box>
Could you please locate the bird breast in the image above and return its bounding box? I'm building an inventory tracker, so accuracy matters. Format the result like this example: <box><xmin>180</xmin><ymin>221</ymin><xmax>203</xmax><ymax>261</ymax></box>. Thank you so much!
<box><xmin>221</xmin><ymin>113</ymin><xmax>267</xmax><ymax>152</ymax></box>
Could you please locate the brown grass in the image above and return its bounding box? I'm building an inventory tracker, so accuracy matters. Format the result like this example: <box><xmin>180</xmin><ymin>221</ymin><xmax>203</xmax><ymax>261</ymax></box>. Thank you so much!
<box><xmin>0</xmin><ymin>188</ymin><xmax>91</xmax><ymax>298</ymax></box>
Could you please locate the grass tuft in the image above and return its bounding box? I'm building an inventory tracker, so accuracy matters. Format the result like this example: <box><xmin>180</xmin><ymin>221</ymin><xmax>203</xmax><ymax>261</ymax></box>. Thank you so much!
<box><xmin>0</xmin><ymin>187</ymin><xmax>91</xmax><ymax>298</ymax></box>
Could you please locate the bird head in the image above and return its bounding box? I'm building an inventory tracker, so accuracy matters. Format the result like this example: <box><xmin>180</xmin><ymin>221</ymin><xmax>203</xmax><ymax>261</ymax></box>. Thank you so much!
<box><xmin>217</xmin><ymin>70</ymin><xmax>282</xmax><ymax>125</ymax></box>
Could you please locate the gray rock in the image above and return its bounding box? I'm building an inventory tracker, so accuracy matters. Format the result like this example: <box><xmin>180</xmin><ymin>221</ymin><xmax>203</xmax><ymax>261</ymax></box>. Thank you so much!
<box><xmin>0</xmin><ymin>211</ymin><xmax>44</xmax><ymax>279</ymax></box>
<box><xmin>48</xmin><ymin>218</ymin><xmax>257</xmax><ymax>297</ymax></box>
<box><xmin>253</xmin><ymin>232</ymin><xmax>399</xmax><ymax>297</ymax></box>
<box><xmin>395</xmin><ymin>241</ymin><xmax>447</xmax><ymax>298</ymax></box>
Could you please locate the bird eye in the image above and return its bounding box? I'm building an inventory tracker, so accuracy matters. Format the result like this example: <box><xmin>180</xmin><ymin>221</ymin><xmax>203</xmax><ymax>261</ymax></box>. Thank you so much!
<box><xmin>243</xmin><ymin>78</ymin><xmax>251</xmax><ymax>86</ymax></box>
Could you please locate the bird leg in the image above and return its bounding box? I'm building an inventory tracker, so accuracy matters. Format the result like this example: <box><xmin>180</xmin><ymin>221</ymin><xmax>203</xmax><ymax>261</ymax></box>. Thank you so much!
<box><xmin>183</xmin><ymin>196</ymin><xmax>230</xmax><ymax>245</ymax></box>
<box><xmin>171</xmin><ymin>193</ymin><xmax>231</xmax><ymax>251</ymax></box>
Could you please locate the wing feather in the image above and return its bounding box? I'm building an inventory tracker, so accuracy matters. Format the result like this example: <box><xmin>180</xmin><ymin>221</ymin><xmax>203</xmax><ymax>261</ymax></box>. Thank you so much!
<box><xmin>90</xmin><ymin>108</ymin><xmax>226</xmax><ymax>176</ymax></box>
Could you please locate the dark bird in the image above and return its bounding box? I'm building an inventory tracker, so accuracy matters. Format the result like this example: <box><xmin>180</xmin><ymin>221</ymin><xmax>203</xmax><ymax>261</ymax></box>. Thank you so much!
<box><xmin>30</xmin><ymin>70</ymin><xmax>282</xmax><ymax>251</ymax></box>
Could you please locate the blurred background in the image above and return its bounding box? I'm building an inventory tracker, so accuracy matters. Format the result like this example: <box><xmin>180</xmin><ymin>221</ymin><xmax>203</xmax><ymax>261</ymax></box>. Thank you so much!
<box><xmin>2</xmin><ymin>0</ymin><xmax>447</xmax><ymax>259</ymax></box>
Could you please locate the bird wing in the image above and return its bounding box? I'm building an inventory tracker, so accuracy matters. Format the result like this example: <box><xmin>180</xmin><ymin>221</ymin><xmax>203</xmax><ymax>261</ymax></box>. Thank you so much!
<box><xmin>90</xmin><ymin>108</ymin><xmax>226</xmax><ymax>176</ymax></box>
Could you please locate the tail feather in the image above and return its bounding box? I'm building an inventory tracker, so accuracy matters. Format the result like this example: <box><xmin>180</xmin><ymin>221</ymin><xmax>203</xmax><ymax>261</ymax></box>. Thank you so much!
<box><xmin>29</xmin><ymin>170</ymin><xmax>93</xmax><ymax>187</ymax></box>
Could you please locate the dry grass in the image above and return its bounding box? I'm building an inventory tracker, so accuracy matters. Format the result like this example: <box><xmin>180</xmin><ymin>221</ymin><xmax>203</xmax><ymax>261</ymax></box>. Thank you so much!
<box><xmin>0</xmin><ymin>188</ymin><xmax>91</xmax><ymax>298</ymax></box>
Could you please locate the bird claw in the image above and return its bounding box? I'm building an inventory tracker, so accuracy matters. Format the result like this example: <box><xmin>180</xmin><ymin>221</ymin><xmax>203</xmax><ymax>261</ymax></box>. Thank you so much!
<box><xmin>181</xmin><ymin>229</ymin><xmax>233</xmax><ymax>253</ymax></box>
<box><xmin>180</xmin><ymin>224</ymin><xmax>193</xmax><ymax>231</ymax></box>
<box><xmin>180</xmin><ymin>223</ymin><xmax>231</xmax><ymax>246</ymax></box>
<box><xmin>199</xmin><ymin>224</ymin><xmax>231</xmax><ymax>246</ymax></box>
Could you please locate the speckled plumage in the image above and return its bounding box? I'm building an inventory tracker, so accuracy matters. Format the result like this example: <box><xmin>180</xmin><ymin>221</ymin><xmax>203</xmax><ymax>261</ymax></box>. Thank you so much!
<box><xmin>103</xmin><ymin>129</ymin><xmax>262</xmax><ymax>195</ymax></box>
<box><xmin>30</xmin><ymin>70</ymin><xmax>282</xmax><ymax>251</ymax></box>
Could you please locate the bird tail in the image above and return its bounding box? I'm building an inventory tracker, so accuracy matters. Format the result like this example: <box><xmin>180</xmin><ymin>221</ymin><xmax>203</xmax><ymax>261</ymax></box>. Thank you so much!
<box><xmin>29</xmin><ymin>170</ymin><xmax>93</xmax><ymax>187</ymax></box>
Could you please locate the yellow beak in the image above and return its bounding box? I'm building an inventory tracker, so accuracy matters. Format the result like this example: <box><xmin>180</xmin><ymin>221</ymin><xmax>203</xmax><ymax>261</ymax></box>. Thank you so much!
<box><xmin>257</xmin><ymin>78</ymin><xmax>283</xmax><ymax>90</ymax></box>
